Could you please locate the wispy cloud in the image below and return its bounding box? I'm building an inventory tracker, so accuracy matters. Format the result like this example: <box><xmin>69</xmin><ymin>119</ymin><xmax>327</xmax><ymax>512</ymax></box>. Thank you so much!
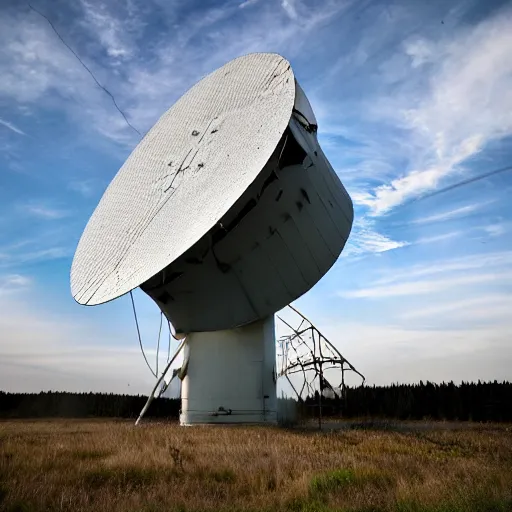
<box><xmin>68</xmin><ymin>179</ymin><xmax>97</xmax><ymax>198</ymax></box>
<box><xmin>0</xmin><ymin>117</ymin><xmax>25</xmax><ymax>136</ymax></box>
<box><xmin>0</xmin><ymin>228</ymin><xmax>72</xmax><ymax>269</ymax></box>
<box><xmin>374</xmin><ymin>251</ymin><xmax>512</xmax><ymax>286</ymax></box>
<box><xmin>343</xmin><ymin>217</ymin><xmax>407</xmax><ymax>256</ymax></box>
<box><xmin>0</xmin><ymin>0</ymin><xmax>348</xmax><ymax>146</ymax></box>
<box><xmin>22</xmin><ymin>204</ymin><xmax>70</xmax><ymax>220</ymax></box>
<box><xmin>318</xmin><ymin>317</ymin><xmax>512</xmax><ymax>385</ymax></box>
<box><xmin>343</xmin><ymin>201</ymin><xmax>469</xmax><ymax>258</ymax></box>
<box><xmin>321</xmin><ymin>6</ymin><xmax>512</xmax><ymax>257</ymax></box>
<box><xmin>1</xmin><ymin>0</ymin><xmax>511</xmax><ymax>392</ymax></box>
<box><xmin>239</xmin><ymin>0</ymin><xmax>259</xmax><ymax>8</ymax></box>
<box><xmin>18</xmin><ymin>247</ymin><xmax>69</xmax><ymax>264</ymax></box>
<box><xmin>401</xmin><ymin>294</ymin><xmax>512</xmax><ymax>320</ymax></box>
<box><xmin>483</xmin><ymin>223</ymin><xmax>507</xmax><ymax>238</ymax></box>
<box><xmin>0</xmin><ymin>247</ymin><xmax>70</xmax><ymax>269</ymax></box>
<box><xmin>341</xmin><ymin>250</ymin><xmax>512</xmax><ymax>304</ymax></box>
<box><xmin>348</xmin><ymin>6</ymin><xmax>512</xmax><ymax>215</ymax></box>
<box><xmin>281</xmin><ymin>0</ymin><xmax>299</xmax><ymax>20</ymax></box>
<box><xmin>340</xmin><ymin>272</ymin><xmax>512</xmax><ymax>299</ymax></box>
<box><xmin>355</xmin><ymin>137</ymin><xmax>484</xmax><ymax>215</ymax></box>
<box><xmin>415</xmin><ymin>231</ymin><xmax>462</xmax><ymax>244</ymax></box>
<box><xmin>79</xmin><ymin>0</ymin><xmax>136</xmax><ymax>61</ymax></box>
<box><xmin>0</xmin><ymin>297</ymin><xmax>156</xmax><ymax>393</ymax></box>
<box><xmin>0</xmin><ymin>274</ymin><xmax>31</xmax><ymax>295</ymax></box>
<box><xmin>404</xmin><ymin>38</ymin><xmax>433</xmax><ymax>68</ymax></box>
<box><xmin>410</xmin><ymin>201</ymin><xmax>494</xmax><ymax>225</ymax></box>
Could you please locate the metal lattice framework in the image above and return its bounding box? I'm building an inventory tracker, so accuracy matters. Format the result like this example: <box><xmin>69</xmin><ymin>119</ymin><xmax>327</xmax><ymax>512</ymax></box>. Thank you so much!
<box><xmin>277</xmin><ymin>305</ymin><xmax>365</xmax><ymax>403</ymax></box>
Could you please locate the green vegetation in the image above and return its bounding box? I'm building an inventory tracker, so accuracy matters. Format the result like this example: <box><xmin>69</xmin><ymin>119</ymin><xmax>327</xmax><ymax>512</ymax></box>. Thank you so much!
<box><xmin>310</xmin><ymin>468</ymin><xmax>356</xmax><ymax>495</ymax></box>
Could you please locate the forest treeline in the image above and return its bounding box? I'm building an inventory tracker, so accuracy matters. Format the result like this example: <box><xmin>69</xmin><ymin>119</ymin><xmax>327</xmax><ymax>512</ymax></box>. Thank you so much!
<box><xmin>0</xmin><ymin>380</ymin><xmax>511</xmax><ymax>422</ymax></box>
<box><xmin>305</xmin><ymin>380</ymin><xmax>512</xmax><ymax>422</ymax></box>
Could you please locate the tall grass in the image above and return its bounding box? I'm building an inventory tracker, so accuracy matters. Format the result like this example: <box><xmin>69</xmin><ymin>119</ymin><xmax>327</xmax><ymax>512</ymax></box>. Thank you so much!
<box><xmin>0</xmin><ymin>419</ymin><xmax>511</xmax><ymax>511</ymax></box>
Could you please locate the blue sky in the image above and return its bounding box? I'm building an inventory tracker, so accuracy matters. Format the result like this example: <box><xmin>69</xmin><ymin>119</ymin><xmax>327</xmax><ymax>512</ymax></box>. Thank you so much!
<box><xmin>1</xmin><ymin>0</ymin><xmax>511</xmax><ymax>395</ymax></box>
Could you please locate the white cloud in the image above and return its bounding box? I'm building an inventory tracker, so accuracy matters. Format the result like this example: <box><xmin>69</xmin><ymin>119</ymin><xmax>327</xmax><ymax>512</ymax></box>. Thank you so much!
<box><xmin>79</xmin><ymin>0</ymin><xmax>135</xmax><ymax>60</ymax></box>
<box><xmin>374</xmin><ymin>251</ymin><xmax>512</xmax><ymax>286</ymax></box>
<box><xmin>0</xmin><ymin>0</ymin><xmax>349</xmax><ymax>147</ymax></box>
<box><xmin>0</xmin><ymin>228</ymin><xmax>72</xmax><ymax>268</ymax></box>
<box><xmin>0</xmin><ymin>6</ymin><xmax>140</xmax><ymax>145</ymax></box>
<box><xmin>281</xmin><ymin>0</ymin><xmax>299</xmax><ymax>20</ymax></box>
<box><xmin>0</xmin><ymin>247</ymin><xmax>69</xmax><ymax>269</ymax></box>
<box><xmin>483</xmin><ymin>223</ymin><xmax>507</xmax><ymax>237</ymax></box>
<box><xmin>410</xmin><ymin>201</ymin><xmax>493</xmax><ymax>225</ymax></box>
<box><xmin>18</xmin><ymin>247</ymin><xmax>69</xmax><ymax>263</ymax></box>
<box><xmin>318</xmin><ymin>318</ymin><xmax>512</xmax><ymax>385</ymax></box>
<box><xmin>353</xmin><ymin>6</ymin><xmax>512</xmax><ymax>215</ymax></box>
<box><xmin>401</xmin><ymin>293</ymin><xmax>512</xmax><ymax>320</ymax></box>
<box><xmin>0</xmin><ymin>274</ymin><xmax>31</xmax><ymax>295</ymax></box>
<box><xmin>68</xmin><ymin>179</ymin><xmax>97</xmax><ymax>198</ymax></box>
<box><xmin>356</xmin><ymin>136</ymin><xmax>484</xmax><ymax>215</ymax></box>
<box><xmin>403</xmin><ymin>37</ymin><xmax>433</xmax><ymax>68</ymax></box>
<box><xmin>0</xmin><ymin>297</ymin><xmax>157</xmax><ymax>393</ymax></box>
<box><xmin>415</xmin><ymin>231</ymin><xmax>462</xmax><ymax>244</ymax></box>
<box><xmin>22</xmin><ymin>204</ymin><xmax>70</xmax><ymax>219</ymax></box>
<box><xmin>239</xmin><ymin>0</ymin><xmax>259</xmax><ymax>8</ymax></box>
<box><xmin>0</xmin><ymin>117</ymin><xmax>25</xmax><ymax>135</ymax></box>
<box><xmin>348</xmin><ymin>229</ymin><xmax>406</xmax><ymax>254</ymax></box>
<box><xmin>0</xmin><ymin>290</ymin><xmax>181</xmax><ymax>394</ymax></box>
<box><xmin>343</xmin><ymin>216</ymin><xmax>407</xmax><ymax>256</ymax></box>
<box><xmin>342</xmin><ymin>271</ymin><xmax>512</xmax><ymax>299</ymax></box>
<box><xmin>1</xmin><ymin>11</ymin><xmax>84</xmax><ymax>103</ymax></box>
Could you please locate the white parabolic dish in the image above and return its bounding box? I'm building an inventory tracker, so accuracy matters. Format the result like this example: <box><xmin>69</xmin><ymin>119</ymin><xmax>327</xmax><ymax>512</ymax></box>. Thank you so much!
<box><xmin>71</xmin><ymin>53</ymin><xmax>296</xmax><ymax>306</ymax></box>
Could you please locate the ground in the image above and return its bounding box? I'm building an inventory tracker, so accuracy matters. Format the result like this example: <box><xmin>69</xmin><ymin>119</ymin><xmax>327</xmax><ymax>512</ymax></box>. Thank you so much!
<box><xmin>0</xmin><ymin>419</ymin><xmax>511</xmax><ymax>511</ymax></box>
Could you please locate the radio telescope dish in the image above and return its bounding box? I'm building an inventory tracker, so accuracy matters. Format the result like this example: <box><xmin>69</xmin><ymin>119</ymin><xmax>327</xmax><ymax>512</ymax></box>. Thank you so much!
<box><xmin>71</xmin><ymin>53</ymin><xmax>296</xmax><ymax>308</ymax></box>
<box><xmin>71</xmin><ymin>52</ymin><xmax>354</xmax><ymax>425</ymax></box>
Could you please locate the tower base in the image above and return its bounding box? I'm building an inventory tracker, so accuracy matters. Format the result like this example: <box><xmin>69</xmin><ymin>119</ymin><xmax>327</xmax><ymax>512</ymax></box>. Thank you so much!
<box><xmin>179</xmin><ymin>316</ymin><xmax>277</xmax><ymax>425</ymax></box>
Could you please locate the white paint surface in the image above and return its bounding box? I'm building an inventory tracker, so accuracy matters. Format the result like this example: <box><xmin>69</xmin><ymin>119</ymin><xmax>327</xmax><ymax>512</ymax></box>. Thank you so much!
<box><xmin>71</xmin><ymin>53</ymin><xmax>295</xmax><ymax>305</ymax></box>
<box><xmin>180</xmin><ymin>316</ymin><xmax>277</xmax><ymax>425</ymax></box>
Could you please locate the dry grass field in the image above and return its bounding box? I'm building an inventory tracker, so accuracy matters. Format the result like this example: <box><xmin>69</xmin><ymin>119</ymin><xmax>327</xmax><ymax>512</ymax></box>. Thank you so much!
<box><xmin>0</xmin><ymin>419</ymin><xmax>511</xmax><ymax>512</ymax></box>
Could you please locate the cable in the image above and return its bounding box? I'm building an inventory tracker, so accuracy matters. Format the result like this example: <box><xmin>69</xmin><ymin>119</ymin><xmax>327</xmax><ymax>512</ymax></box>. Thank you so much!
<box><xmin>156</xmin><ymin>312</ymin><xmax>163</xmax><ymax>377</ymax></box>
<box><xmin>398</xmin><ymin>164</ymin><xmax>512</xmax><ymax>212</ymax></box>
<box><xmin>27</xmin><ymin>3</ymin><xmax>141</xmax><ymax>136</ymax></box>
<box><xmin>414</xmin><ymin>164</ymin><xmax>512</xmax><ymax>204</ymax></box>
<box><xmin>129</xmin><ymin>291</ymin><xmax>157</xmax><ymax>378</ymax></box>
<box><xmin>167</xmin><ymin>320</ymin><xmax>172</xmax><ymax>363</ymax></box>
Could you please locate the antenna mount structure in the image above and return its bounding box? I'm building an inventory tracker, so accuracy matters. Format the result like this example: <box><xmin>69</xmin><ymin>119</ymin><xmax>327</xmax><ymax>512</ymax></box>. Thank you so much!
<box><xmin>71</xmin><ymin>53</ymin><xmax>357</xmax><ymax>426</ymax></box>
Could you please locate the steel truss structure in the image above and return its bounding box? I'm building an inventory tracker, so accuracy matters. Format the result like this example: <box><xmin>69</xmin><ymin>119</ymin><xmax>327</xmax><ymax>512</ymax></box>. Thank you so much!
<box><xmin>277</xmin><ymin>305</ymin><xmax>365</xmax><ymax>418</ymax></box>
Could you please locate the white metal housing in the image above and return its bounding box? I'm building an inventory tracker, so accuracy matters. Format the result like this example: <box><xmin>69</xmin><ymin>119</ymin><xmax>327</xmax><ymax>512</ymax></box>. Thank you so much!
<box><xmin>141</xmin><ymin>82</ymin><xmax>353</xmax><ymax>333</ymax></box>
<box><xmin>180</xmin><ymin>317</ymin><xmax>277</xmax><ymax>425</ymax></box>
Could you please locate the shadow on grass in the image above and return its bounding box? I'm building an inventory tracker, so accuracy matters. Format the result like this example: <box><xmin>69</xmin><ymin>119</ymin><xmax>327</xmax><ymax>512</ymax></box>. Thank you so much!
<box><xmin>84</xmin><ymin>466</ymin><xmax>169</xmax><ymax>489</ymax></box>
<box><xmin>0</xmin><ymin>483</ymin><xmax>7</xmax><ymax>505</ymax></box>
<box><xmin>282</xmin><ymin>495</ymin><xmax>512</xmax><ymax>512</ymax></box>
<box><xmin>69</xmin><ymin>449</ymin><xmax>112</xmax><ymax>461</ymax></box>
<box><xmin>395</xmin><ymin>495</ymin><xmax>512</xmax><ymax>512</ymax></box>
<box><xmin>192</xmin><ymin>467</ymin><xmax>237</xmax><ymax>484</ymax></box>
